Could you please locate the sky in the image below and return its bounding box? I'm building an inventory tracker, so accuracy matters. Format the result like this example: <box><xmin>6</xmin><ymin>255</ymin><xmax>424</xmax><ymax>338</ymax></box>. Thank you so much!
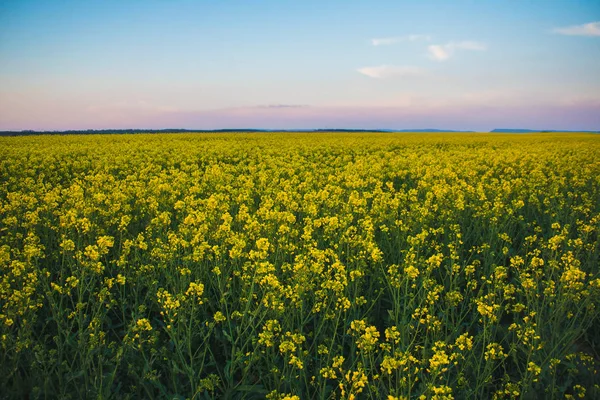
<box><xmin>1</xmin><ymin>0</ymin><xmax>599</xmax><ymax>131</ymax></box>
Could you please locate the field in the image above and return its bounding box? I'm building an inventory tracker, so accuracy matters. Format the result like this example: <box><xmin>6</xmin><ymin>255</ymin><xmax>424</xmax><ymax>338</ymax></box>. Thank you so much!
<box><xmin>1</xmin><ymin>132</ymin><xmax>599</xmax><ymax>399</ymax></box>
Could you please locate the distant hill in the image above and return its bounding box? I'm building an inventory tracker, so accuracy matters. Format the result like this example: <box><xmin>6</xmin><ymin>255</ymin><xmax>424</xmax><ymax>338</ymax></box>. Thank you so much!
<box><xmin>491</xmin><ymin>129</ymin><xmax>600</xmax><ymax>133</ymax></box>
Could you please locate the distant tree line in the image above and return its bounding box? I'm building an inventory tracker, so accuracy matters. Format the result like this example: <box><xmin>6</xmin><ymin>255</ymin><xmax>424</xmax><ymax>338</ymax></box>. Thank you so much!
<box><xmin>3</xmin><ymin>129</ymin><xmax>595</xmax><ymax>137</ymax></box>
<box><xmin>0</xmin><ymin>129</ymin><xmax>271</xmax><ymax>137</ymax></box>
<box><xmin>0</xmin><ymin>128</ymin><xmax>398</xmax><ymax>137</ymax></box>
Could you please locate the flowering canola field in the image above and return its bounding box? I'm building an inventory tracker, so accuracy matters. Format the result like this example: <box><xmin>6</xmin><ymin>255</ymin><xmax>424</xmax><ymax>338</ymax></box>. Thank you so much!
<box><xmin>1</xmin><ymin>132</ymin><xmax>599</xmax><ymax>399</ymax></box>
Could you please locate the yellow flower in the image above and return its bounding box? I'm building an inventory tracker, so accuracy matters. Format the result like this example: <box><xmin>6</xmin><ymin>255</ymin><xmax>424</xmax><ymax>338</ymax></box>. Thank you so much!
<box><xmin>454</xmin><ymin>333</ymin><xmax>473</xmax><ymax>351</ymax></box>
<box><xmin>185</xmin><ymin>282</ymin><xmax>204</xmax><ymax>304</ymax></box>
<box><xmin>135</xmin><ymin>318</ymin><xmax>152</xmax><ymax>331</ymax></box>
<box><xmin>116</xmin><ymin>274</ymin><xmax>126</xmax><ymax>285</ymax></box>
<box><xmin>60</xmin><ymin>239</ymin><xmax>75</xmax><ymax>252</ymax></box>
<box><xmin>431</xmin><ymin>385</ymin><xmax>453</xmax><ymax>400</ymax></box>
<box><xmin>527</xmin><ymin>361</ymin><xmax>541</xmax><ymax>376</ymax></box>
<box><xmin>404</xmin><ymin>265</ymin><xmax>420</xmax><ymax>280</ymax></box>
<box><xmin>429</xmin><ymin>343</ymin><xmax>450</xmax><ymax>373</ymax></box>
<box><xmin>213</xmin><ymin>311</ymin><xmax>226</xmax><ymax>323</ymax></box>
<box><xmin>65</xmin><ymin>276</ymin><xmax>79</xmax><ymax>288</ymax></box>
<box><xmin>484</xmin><ymin>343</ymin><xmax>507</xmax><ymax>361</ymax></box>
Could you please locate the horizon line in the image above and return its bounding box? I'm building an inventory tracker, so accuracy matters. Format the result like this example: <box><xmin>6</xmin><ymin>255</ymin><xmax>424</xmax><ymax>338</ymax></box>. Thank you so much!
<box><xmin>2</xmin><ymin>128</ymin><xmax>599</xmax><ymax>135</ymax></box>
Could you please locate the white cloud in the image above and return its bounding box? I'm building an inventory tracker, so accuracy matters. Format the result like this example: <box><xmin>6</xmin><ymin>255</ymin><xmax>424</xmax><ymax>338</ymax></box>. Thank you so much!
<box><xmin>427</xmin><ymin>41</ymin><xmax>486</xmax><ymax>61</ymax></box>
<box><xmin>371</xmin><ymin>34</ymin><xmax>430</xmax><ymax>46</ymax></box>
<box><xmin>427</xmin><ymin>45</ymin><xmax>451</xmax><ymax>61</ymax></box>
<box><xmin>357</xmin><ymin>65</ymin><xmax>425</xmax><ymax>79</ymax></box>
<box><xmin>553</xmin><ymin>21</ymin><xmax>600</xmax><ymax>36</ymax></box>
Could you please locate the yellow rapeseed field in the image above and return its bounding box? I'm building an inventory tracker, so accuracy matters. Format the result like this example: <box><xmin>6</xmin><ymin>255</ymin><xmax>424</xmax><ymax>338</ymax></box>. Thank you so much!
<box><xmin>1</xmin><ymin>132</ymin><xmax>599</xmax><ymax>399</ymax></box>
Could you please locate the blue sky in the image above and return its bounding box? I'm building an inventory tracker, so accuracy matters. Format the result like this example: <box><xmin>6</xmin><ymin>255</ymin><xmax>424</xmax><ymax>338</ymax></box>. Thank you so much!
<box><xmin>1</xmin><ymin>0</ymin><xmax>599</xmax><ymax>131</ymax></box>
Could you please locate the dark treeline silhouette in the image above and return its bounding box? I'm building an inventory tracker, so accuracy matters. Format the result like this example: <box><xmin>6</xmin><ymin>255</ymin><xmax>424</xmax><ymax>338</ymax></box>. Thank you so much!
<box><xmin>0</xmin><ymin>129</ymin><xmax>272</xmax><ymax>137</ymax></box>
<box><xmin>0</xmin><ymin>128</ymin><xmax>461</xmax><ymax>136</ymax></box>
<box><xmin>1</xmin><ymin>128</ymin><xmax>409</xmax><ymax>137</ymax></box>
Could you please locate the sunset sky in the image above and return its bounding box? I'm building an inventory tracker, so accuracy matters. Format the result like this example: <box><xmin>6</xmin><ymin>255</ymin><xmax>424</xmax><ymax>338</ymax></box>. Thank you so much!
<box><xmin>1</xmin><ymin>0</ymin><xmax>599</xmax><ymax>131</ymax></box>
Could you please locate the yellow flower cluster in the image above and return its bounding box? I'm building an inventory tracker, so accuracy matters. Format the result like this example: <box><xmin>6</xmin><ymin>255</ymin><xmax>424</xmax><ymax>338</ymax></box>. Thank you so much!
<box><xmin>349</xmin><ymin>319</ymin><xmax>380</xmax><ymax>352</ymax></box>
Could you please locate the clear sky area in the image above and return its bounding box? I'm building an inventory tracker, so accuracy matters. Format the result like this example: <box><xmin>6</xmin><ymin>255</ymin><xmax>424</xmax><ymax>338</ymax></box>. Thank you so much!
<box><xmin>1</xmin><ymin>0</ymin><xmax>599</xmax><ymax>131</ymax></box>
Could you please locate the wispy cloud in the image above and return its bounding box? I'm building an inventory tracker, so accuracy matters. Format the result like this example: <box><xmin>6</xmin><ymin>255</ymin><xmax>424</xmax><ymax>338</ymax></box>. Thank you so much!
<box><xmin>427</xmin><ymin>41</ymin><xmax>486</xmax><ymax>61</ymax></box>
<box><xmin>357</xmin><ymin>65</ymin><xmax>425</xmax><ymax>79</ymax></box>
<box><xmin>553</xmin><ymin>21</ymin><xmax>600</xmax><ymax>36</ymax></box>
<box><xmin>258</xmin><ymin>104</ymin><xmax>309</xmax><ymax>109</ymax></box>
<box><xmin>371</xmin><ymin>34</ymin><xmax>430</xmax><ymax>46</ymax></box>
